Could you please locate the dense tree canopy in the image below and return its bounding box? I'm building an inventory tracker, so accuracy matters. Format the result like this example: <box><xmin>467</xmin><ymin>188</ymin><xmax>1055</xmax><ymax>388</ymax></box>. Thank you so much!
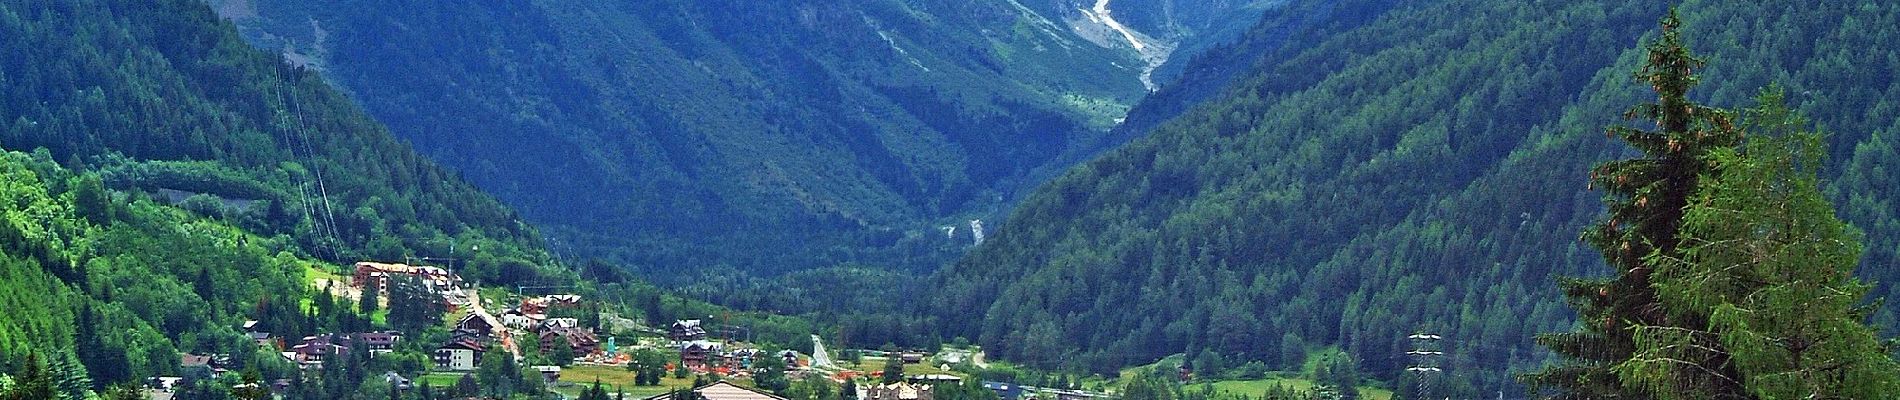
<box><xmin>0</xmin><ymin>0</ymin><xmax>567</xmax><ymax>397</ymax></box>
<box><xmin>929</xmin><ymin>1</ymin><xmax>1900</xmax><ymax>397</ymax></box>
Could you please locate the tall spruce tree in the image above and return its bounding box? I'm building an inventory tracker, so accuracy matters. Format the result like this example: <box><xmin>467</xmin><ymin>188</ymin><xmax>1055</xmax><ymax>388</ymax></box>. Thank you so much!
<box><xmin>1618</xmin><ymin>87</ymin><xmax>1900</xmax><ymax>399</ymax></box>
<box><xmin>881</xmin><ymin>357</ymin><xmax>904</xmax><ymax>385</ymax></box>
<box><xmin>1524</xmin><ymin>10</ymin><xmax>1744</xmax><ymax>399</ymax></box>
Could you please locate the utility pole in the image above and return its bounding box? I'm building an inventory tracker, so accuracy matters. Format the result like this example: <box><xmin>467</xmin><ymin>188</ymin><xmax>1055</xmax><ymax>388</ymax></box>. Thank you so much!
<box><xmin>1405</xmin><ymin>332</ymin><xmax>1443</xmax><ymax>399</ymax></box>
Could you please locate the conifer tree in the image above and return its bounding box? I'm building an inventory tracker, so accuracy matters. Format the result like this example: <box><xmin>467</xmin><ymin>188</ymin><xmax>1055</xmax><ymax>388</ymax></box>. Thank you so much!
<box><xmin>1</xmin><ymin>354</ymin><xmax>56</xmax><ymax>400</ymax></box>
<box><xmin>881</xmin><ymin>356</ymin><xmax>904</xmax><ymax>385</ymax></box>
<box><xmin>359</xmin><ymin>276</ymin><xmax>380</xmax><ymax>316</ymax></box>
<box><xmin>1618</xmin><ymin>87</ymin><xmax>1900</xmax><ymax>399</ymax></box>
<box><xmin>1524</xmin><ymin>10</ymin><xmax>1743</xmax><ymax>399</ymax></box>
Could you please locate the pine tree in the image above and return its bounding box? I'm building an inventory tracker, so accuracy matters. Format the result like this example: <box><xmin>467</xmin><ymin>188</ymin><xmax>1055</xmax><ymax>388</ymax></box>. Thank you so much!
<box><xmin>453</xmin><ymin>373</ymin><xmax>479</xmax><ymax>397</ymax></box>
<box><xmin>359</xmin><ymin>276</ymin><xmax>380</xmax><ymax>316</ymax></box>
<box><xmin>1119</xmin><ymin>369</ymin><xmax>1176</xmax><ymax>400</ymax></box>
<box><xmin>881</xmin><ymin>356</ymin><xmax>904</xmax><ymax>385</ymax></box>
<box><xmin>582</xmin><ymin>379</ymin><xmax>610</xmax><ymax>400</ymax></box>
<box><xmin>74</xmin><ymin>301</ymin><xmax>129</xmax><ymax>387</ymax></box>
<box><xmin>1618</xmin><ymin>87</ymin><xmax>1900</xmax><ymax>399</ymax></box>
<box><xmin>753</xmin><ymin>351</ymin><xmax>789</xmax><ymax>394</ymax></box>
<box><xmin>49</xmin><ymin>352</ymin><xmax>92</xmax><ymax>400</ymax></box>
<box><xmin>233</xmin><ymin>370</ymin><xmax>271</xmax><ymax>400</ymax></box>
<box><xmin>1315</xmin><ymin>355</ymin><xmax>1359</xmax><ymax>400</ymax></box>
<box><xmin>551</xmin><ymin>336</ymin><xmax>576</xmax><ymax>367</ymax></box>
<box><xmin>100</xmin><ymin>384</ymin><xmax>144</xmax><ymax>400</ymax></box>
<box><xmin>1523</xmin><ymin>10</ymin><xmax>1744</xmax><ymax>399</ymax></box>
<box><xmin>2</xmin><ymin>354</ymin><xmax>57</xmax><ymax>400</ymax></box>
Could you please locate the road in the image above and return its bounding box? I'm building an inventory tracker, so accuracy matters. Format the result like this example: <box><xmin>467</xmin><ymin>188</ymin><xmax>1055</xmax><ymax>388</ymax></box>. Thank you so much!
<box><xmin>464</xmin><ymin>289</ymin><xmax>521</xmax><ymax>359</ymax></box>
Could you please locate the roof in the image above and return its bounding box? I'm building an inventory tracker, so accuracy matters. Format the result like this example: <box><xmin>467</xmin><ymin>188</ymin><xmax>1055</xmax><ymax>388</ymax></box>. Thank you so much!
<box><xmin>873</xmin><ymin>382</ymin><xmax>932</xmax><ymax>400</ymax></box>
<box><xmin>682</xmin><ymin>340</ymin><xmax>724</xmax><ymax>352</ymax></box>
<box><xmin>437</xmin><ymin>338</ymin><xmax>486</xmax><ymax>352</ymax></box>
<box><xmin>290</xmin><ymin>342</ymin><xmax>347</xmax><ymax>355</ymax></box>
<box><xmin>359</xmin><ymin>331</ymin><xmax>403</xmax><ymax>344</ymax></box>
<box><xmin>643</xmin><ymin>381</ymin><xmax>787</xmax><ymax>400</ymax></box>
<box><xmin>540</xmin><ymin>318</ymin><xmax>579</xmax><ymax>330</ymax></box>
<box><xmin>180</xmin><ymin>354</ymin><xmax>212</xmax><ymax>367</ymax></box>
<box><xmin>456</xmin><ymin>312</ymin><xmax>501</xmax><ymax>332</ymax></box>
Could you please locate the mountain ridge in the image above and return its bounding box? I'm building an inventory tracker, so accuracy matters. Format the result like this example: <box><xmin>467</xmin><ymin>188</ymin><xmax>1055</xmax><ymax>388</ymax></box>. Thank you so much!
<box><xmin>208</xmin><ymin>0</ymin><xmax>1279</xmax><ymax>279</ymax></box>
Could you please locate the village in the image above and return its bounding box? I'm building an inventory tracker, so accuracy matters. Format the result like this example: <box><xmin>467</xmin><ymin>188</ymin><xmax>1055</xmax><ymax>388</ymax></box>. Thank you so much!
<box><xmin>143</xmin><ymin>261</ymin><xmax>1119</xmax><ymax>400</ymax></box>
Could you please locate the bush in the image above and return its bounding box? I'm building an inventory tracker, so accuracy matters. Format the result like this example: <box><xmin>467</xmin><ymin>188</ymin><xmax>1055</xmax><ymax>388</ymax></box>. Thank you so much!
<box><xmin>1227</xmin><ymin>361</ymin><xmax>1270</xmax><ymax>380</ymax></box>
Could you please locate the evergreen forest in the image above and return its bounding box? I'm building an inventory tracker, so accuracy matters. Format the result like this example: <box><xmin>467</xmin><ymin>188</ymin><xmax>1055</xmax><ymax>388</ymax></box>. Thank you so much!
<box><xmin>2</xmin><ymin>0</ymin><xmax>1898</xmax><ymax>399</ymax></box>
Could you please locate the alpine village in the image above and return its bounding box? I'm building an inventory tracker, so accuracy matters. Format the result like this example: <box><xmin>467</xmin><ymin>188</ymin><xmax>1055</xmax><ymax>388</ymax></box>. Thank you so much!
<box><xmin>3</xmin><ymin>1</ymin><xmax>1900</xmax><ymax>400</ymax></box>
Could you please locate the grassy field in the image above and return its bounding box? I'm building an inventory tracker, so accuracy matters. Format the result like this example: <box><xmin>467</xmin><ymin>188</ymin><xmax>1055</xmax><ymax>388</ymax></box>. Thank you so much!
<box><xmin>1111</xmin><ymin>351</ymin><xmax>1396</xmax><ymax>399</ymax></box>
<box><xmin>416</xmin><ymin>372</ymin><xmax>468</xmax><ymax>388</ymax></box>
<box><xmin>839</xmin><ymin>356</ymin><xmax>959</xmax><ymax>378</ymax></box>
<box><xmin>1204</xmin><ymin>378</ymin><xmax>1393</xmax><ymax>400</ymax></box>
<box><xmin>550</xmin><ymin>364</ymin><xmax>698</xmax><ymax>398</ymax></box>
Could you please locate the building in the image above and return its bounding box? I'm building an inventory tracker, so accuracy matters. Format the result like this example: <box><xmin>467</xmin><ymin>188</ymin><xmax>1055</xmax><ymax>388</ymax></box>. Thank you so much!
<box><xmin>538</xmin><ymin>318</ymin><xmax>580</xmax><ymax>332</ymax></box>
<box><xmin>899</xmin><ymin>351</ymin><xmax>926</xmax><ymax>364</ymax></box>
<box><xmin>538</xmin><ymin>326</ymin><xmax>601</xmax><ymax>355</ymax></box>
<box><xmin>533</xmin><ymin>365</ymin><xmax>562</xmax><ymax>382</ymax></box>
<box><xmin>453</xmin><ymin>313</ymin><xmax>499</xmax><ymax>340</ymax></box>
<box><xmin>180</xmin><ymin>354</ymin><xmax>213</xmax><ymax>371</ymax></box>
<box><xmin>434</xmin><ymin>339</ymin><xmax>486</xmax><ymax>371</ymax></box>
<box><xmin>670</xmin><ymin>319</ymin><xmax>707</xmax><ymax>341</ymax></box>
<box><xmin>287</xmin><ymin>336</ymin><xmax>349</xmax><ymax>369</ymax></box>
<box><xmin>983</xmin><ymin>382</ymin><xmax>1023</xmax><ymax>400</ymax></box>
<box><xmin>910</xmin><ymin>375</ymin><xmax>962</xmax><ymax>385</ymax></box>
<box><xmin>352</xmin><ymin>261</ymin><xmax>459</xmax><ymax>294</ymax></box>
<box><xmin>642</xmin><ymin>381</ymin><xmax>787</xmax><ymax>400</ymax></box>
<box><xmin>521</xmin><ymin>294</ymin><xmax>582</xmax><ymax>316</ymax></box>
<box><xmin>778</xmin><ymin>350</ymin><xmax>799</xmax><ymax>367</ymax></box>
<box><xmin>1044</xmin><ymin>389</ymin><xmax>1111</xmax><ymax>400</ymax></box>
<box><xmin>248</xmin><ymin>332</ymin><xmax>276</xmax><ymax>349</ymax></box>
<box><xmin>358</xmin><ymin>331</ymin><xmax>403</xmax><ymax>355</ymax></box>
<box><xmin>383</xmin><ymin>371</ymin><xmax>413</xmax><ymax>391</ymax></box>
<box><xmin>866</xmin><ymin>382</ymin><xmax>933</xmax><ymax>400</ymax></box>
<box><xmin>500</xmin><ymin>313</ymin><xmax>536</xmax><ymax>330</ymax></box>
<box><xmin>681</xmin><ymin>341</ymin><xmax>723</xmax><ymax>368</ymax></box>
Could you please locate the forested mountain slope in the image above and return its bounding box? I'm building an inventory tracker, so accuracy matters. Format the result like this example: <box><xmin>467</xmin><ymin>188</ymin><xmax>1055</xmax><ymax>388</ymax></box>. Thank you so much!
<box><xmin>933</xmin><ymin>0</ymin><xmax>1900</xmax><ymax>396</ymax></box>
<box><xmin>0</xmin><ymin>0</ymin><xmax>568</xmax><ymax>392</ymax></box>
<box><xmin>1</xmin><ymin>0</ymin><xmax>553</xmax><ymax>274</ymax></box>
<box><xmin>205</xmin><ymin>0</ymin><xmax>1283</xmax><ymax>278</ymax></box>
<box><xmin>1111</xmin><ymin>0</ymin><xmax>1403</xmax><ymax>143</ymax></box>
